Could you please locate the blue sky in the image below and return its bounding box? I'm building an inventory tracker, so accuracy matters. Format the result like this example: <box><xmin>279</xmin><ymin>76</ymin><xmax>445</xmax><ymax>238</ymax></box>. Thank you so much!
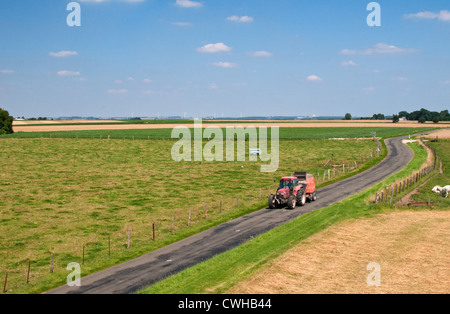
<box><xmin>0</xmin><ymin>0</ymin><xmax>449</xmax><ymax>118</ymax></box>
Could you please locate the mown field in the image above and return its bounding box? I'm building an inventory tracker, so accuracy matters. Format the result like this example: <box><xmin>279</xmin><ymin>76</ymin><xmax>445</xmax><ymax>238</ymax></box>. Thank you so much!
<box><xmin>0</xmin><ymin>134</ymin><xmax>381</xmax><ymax>293</ymax></box>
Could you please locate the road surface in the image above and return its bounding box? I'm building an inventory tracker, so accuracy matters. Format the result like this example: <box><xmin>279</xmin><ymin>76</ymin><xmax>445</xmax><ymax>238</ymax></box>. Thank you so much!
<box><xmin>46</xmin><ymin>136</ymin><xmax>414</xmax><ymax>294</ymax></box>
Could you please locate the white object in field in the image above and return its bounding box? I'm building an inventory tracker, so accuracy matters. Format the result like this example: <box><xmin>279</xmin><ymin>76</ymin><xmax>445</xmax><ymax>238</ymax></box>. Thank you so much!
<box><xmin>432</xmin><ymin>185</ymin><xmax>450</xmax><ymax>198</ymax></box>
<box><xmin>250</xmin><ymin>149</ymin><xmax>261</xmax><ymax>156</ymax></box>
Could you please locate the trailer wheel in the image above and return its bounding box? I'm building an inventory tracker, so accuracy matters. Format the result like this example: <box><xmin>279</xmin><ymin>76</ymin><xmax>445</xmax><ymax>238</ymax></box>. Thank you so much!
<box><xmin>311</xmin><ymin>192</ymin><xmax>317</xmax><ymax>201</ymax></box>
<box><xmin>268</xmin><ymin>195</ymin><xmax>277</xmax><ymax>209</ymax></box>
<box><xmin>288</xmin><ymin>195</ymin><xmax>296</xmax><ymax>209</ymax></box>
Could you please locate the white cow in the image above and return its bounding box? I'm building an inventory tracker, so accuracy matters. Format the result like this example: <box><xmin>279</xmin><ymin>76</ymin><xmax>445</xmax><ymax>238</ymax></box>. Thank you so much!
<box><xmin>432</xmin><ymin>185</ymin><xmax>450</xmax><ymax>198</ymax></box>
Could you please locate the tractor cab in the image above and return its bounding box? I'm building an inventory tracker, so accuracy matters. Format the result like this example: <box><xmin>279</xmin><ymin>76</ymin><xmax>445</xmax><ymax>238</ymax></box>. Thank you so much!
<box><xmin>278</xmin><ymin>178</ymin><xmax>299</xmax><ymax>191</ymax></box>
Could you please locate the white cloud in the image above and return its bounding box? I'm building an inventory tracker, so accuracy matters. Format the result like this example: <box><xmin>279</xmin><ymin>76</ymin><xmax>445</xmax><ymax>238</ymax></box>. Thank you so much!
<box><xmin>363</xmin><ymin>87</ymin><xmax>375</xmax><ymax>94</ymax></box>
<box><xmin>392</xmin><ymin>77</ymin><xmax>408</xmax><ymax>81</ymax></box>
<box><xmin>57</xmin><ymin>70</ymin><xmax>80</xmax><ymax>76</ymax></box>
<box><xmin>141</xmin><ymin>90</ymin><xmax>161</xmax><ymax>95</ymax></box>
<box><xmin>0</xmin><ymin>70</ymin><xmax>14</xmax><ymax>74</ymax></box>
<box><xmin>107</xmin><ymin>89</ymin><xmax>128</xmax><ymax>94</ymax></box>
<box><xmin>172</xmin><ymin>22</ymin><xmax>192</xmax><ymax>27</ymax></box>
<box><xmin>143</xmin><ymin>78</ymin><xmax>153</xmax><ymax>83</ymax></box>
<box><xmin>197</xmin><ymin>43</ymin><xmax>232</xmax><ymax>53</ymax></box>
<box><xmin>247</xmin><ymin>51</ymin><xmax>273</xmax><ymax>57</ymax></box>
<box><xmin>306</xmin><ymin>75</ymin><xmax>322</xmax><ymax>82</ymax></box>
<box><xmin>49</xmin><ymin>51</ymin><xmax>78</xmax><ymax>57</ymax></box>
<box><xmin>209</xmin><ymin>83</ymin><xmax>218</xmax><ymax>90</ymax></box>
<box><xmin>405</xmin><ymin>10</ymin><xmax>450</xmax><ymax>22</ymax></box>
<box><xmin>175</xmin><ymin>0</ymin><xmax>203</xmax><ymax>8</ymax></box>
<box><xmin>341</xmin><ymin>60</ymin><xmax>357</xmax><ymax>66</ymax></box>
<box><xmin>341</xmin><ymin>43</ymin><xmax>415</xmax><ymax>55</ymax></box>
<box><xmin>127</xmin><ymin>77</ymin><xmax>135</xmax><ymax>81</ymax></box>
<box><xmin>227</xmin><ymin>15</ymin><xmax>254</xmax><ymax>23</ymax></box>
<box><xmin>212</xmin><ymin>62</ymin><xmax>237</xmax><ymax>68</ymax></box>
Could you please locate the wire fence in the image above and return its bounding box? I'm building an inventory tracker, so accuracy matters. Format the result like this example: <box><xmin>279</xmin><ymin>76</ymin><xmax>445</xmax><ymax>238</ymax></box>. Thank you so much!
<box><xmin>373</xmin><ymin>138</ymin><xmax>437</xmax><ymax>206</ymax></box>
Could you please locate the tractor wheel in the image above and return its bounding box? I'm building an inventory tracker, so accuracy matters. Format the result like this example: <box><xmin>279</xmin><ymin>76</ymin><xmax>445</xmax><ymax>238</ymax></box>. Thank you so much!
<box><xmin>268</xmin><ymin>195</ymin><xmax>277</xmax><ymax>209</ymax></box>
<box><xmin>297</xmin><ymin>189</ymin><xmax>307</xmax><ymax>207</ymax></box>
<box><xmin>288</xmin><ymin>195</ymin><xmax>296</xmax><ymax>209</ymax></box>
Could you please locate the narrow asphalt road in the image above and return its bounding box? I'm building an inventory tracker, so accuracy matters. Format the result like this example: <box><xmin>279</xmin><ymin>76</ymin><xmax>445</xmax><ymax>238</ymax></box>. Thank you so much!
<box><xmin>46</xmin><ymin>135</ymin><xmax>415</xmax><ymax>294</ymax></box>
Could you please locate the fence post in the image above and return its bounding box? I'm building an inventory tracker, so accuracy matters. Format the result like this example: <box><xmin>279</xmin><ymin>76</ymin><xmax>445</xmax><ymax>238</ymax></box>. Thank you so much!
<box><xmin>50</xmin><ymin>254</ymin><xmax>55</xmax><ymax>273</ymax></box>
<box><xmin>152</xmin><ymin>221</ymin><xmax>155</xmax><ymax>241</ymax></box>
<box><xmin>27</xmin><ymin>260</ymin><xmax>31</xmax><ymax>284</ymax></box>
<box><xmin>3</xmin><ymin>272</ymin><xmax>7</xmax><ymax>293</ymax></box>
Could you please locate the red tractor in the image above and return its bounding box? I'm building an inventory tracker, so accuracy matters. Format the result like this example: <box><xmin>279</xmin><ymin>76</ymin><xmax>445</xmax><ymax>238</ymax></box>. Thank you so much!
<box><xmin>269</xmin><ymin>172</ymin><xmax>317</xmax><ymax>210</ymax></box>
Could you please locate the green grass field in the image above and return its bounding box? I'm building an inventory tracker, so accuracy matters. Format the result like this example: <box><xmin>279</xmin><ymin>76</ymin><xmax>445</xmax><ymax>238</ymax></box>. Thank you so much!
<box><xmin>0</xmin><ymin>135</ymin><xmax>381</xmax><ymax>293</ymax></box>
<box><xmin>140</xmin><ymin>141</ymin><xmax>437</xmax><ymax>294</ymax></box>
<box><xmin>411</xmin><ymin>140</ymin><xmax>450</xmax><ymax>208</ymax></box>
<box><xmin>3</xmin><ymin>126</ymin><xmax>436</xmax><ymax>140</ymax></box>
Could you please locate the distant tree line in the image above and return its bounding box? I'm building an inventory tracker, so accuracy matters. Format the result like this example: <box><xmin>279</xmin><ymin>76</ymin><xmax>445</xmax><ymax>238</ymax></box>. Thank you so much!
<box><xmin>358</xmin><ymin>108</ymin><xmax>449</xmax><ymax>123</ymax></box>
<box><xmin>0</xmin><ymin>108</ymin><xmax>14</xmax><ymax>134</ymax></box>
<box><xmin>399</xmin><ymin>108</ymin><xmax>449</xmax><ymax>123</ymax></box>
<box><xmin>27</xmin><ymin>117</ymin><xmax>52</xmax><ymax>121</ymax></box>
<box><xmin>358</xmin><ymin>113</ymin><xmax>386</xmax><ymax>120</ymax></box>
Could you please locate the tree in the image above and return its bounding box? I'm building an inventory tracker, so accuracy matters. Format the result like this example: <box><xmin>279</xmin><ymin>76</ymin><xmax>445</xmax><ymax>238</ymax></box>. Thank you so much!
<box><xmin>345</xmin><ymin>113</ymin><xmax>352</xmax><ymax>120</ymax></box>
<box><xmin>372</xmin><ymin>113</ymin><xmax>385</xmax><ymax>120</ymax></box>
<box><xmin>418</xmin><ymin>117</ymin><xmax>426</xmax><ymax>124</ymax></box>
<box><xmin>393</xmin><ymin>115</ymin><xmax>400</xmax><ymax>123</ymax></box>
<box><xmin>0</xmin><ymin>108</ymin><xmax>14</xmax><ymax>134</ymax></box>
<box><xmin>433</xmin><ymin>116</ymin><xmax>440</xmax><ymax>124</ymax></box>
<box><xmin>399</xmin><ymin>111</ymin><xmax>409</xmax><ymax>119</ymax></box>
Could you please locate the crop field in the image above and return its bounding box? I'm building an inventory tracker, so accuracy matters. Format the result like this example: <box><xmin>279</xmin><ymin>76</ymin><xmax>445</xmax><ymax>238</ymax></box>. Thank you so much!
<box><xmin>0</xmin><ymin>134</ymin><xmax>381</xmax><ymax>293</ymax></box>
<box><xmin>2</xmin><ymin>126</ymin><xmax>437</xmax><ymax>140</ymax></box>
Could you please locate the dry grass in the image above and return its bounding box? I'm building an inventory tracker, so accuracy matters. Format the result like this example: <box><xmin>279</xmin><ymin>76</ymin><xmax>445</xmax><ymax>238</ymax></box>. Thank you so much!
<box><xmin>423</xmin><ymin>129</ymin><xmax>450</xmax><ymax>140</ymax></box>
<box><xmin>230</xmin><ymin>210</ymin><xmax>450</xmax><ymax>294</ymax></box>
